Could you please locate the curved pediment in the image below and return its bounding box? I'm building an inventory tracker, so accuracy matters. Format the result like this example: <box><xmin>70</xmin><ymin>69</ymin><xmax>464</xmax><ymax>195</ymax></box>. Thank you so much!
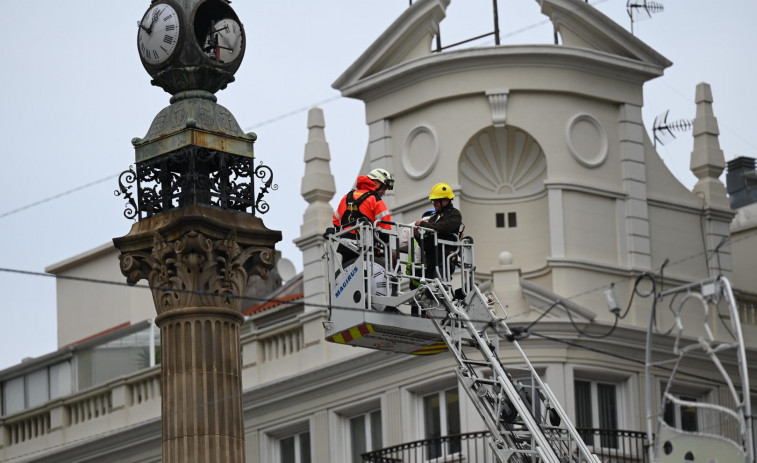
<box><xmin>333</xmin><ymin>0</ymin><xmax>449</xmax><ymax>91</ymax></box>
<box><xmin>539</xmin><ymin>0</ymin><xmax>671</xmax><ymax>67</ymax></box>
<box><xmin>334</xmin><ymin>0</ymin><xmax>671</xmax><ymax>100</ymax></box>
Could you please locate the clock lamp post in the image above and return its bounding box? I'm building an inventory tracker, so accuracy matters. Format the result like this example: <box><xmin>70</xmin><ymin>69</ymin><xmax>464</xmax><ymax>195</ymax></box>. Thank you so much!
<box><xmin>114</xmin><ymin>1</ymin><xmax>281</xmax><ymax>462</ymax></box>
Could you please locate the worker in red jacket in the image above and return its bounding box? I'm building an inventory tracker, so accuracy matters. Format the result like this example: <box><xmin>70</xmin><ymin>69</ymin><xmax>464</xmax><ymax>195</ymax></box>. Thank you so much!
<box><xmin>333</xmin><ymin>168</ymin><xmax>394</xmax><ymax>231</ymax></box>
<box><xmin>332</xmin><ymin>168</ymin><xmax>395</xmax><ymax>263</ymax></box>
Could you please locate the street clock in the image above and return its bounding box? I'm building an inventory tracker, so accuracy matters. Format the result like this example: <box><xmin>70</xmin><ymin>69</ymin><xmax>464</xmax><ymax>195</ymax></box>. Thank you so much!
<box><xmin>136</xmin><ymin>0</ymin><xmax>246</xmax><ymax>94</ymax></box>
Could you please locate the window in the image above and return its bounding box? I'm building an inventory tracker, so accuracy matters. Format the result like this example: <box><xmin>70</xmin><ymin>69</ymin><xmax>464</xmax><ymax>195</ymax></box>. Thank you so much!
<box><xmin>659</xmin><ymin>384</ymin><xmax>713</xmax><ymax>435</ymax></box>
<box><xmin>349</xmin><ymin>410</ymin><xmax>382</xmax><ymax>463</ymax></box>
<box><xmin>2</xmin><ymin>377</ymin><xmax>24</xmax><ymax>416</ymax></box>
<box><xmin>26</xmin><ymin>369</ymin><xmax>49</xmax><ymax>409</ymax></box>
<box><xmin>663</xmin><ymin>394</ymin><xmax>699</xmax><ymax>432</ymax></box>
<box><xmin>575</xmin><ymin>379</ymin><xmax>618</xmax><ymax>448</ymax></box>
<box><xmin>77</xmin><ymin>323</ymin><xmax>160</xmax><ymax>390</ymax></box>
<box><xmin>423</xmin><ymin>387</ymin><xmax>461</xmax><ymax>459</ymax></box>
<box><xmin>49</xmin><ymin>361</ymin><xmax>72</xmax><ymax>400</ymax></box>
<box><xmin>280</xmin><ymin>431</ymin><xmax>311</xmax><ymax>463</ymax></box>
<box><xmin>495</xmin><ymin>212</ymin><xmax>518</xmax><ymax>228</ymax></box>
<box><xmin>508</xmin><ymin>212</ymin><xmax>517</xmax><ymax>228</ymax></box>
<box><xmin>1</xmin><ymin>360</ymin><xmax>72</xmax><ymax>417</ymax></box>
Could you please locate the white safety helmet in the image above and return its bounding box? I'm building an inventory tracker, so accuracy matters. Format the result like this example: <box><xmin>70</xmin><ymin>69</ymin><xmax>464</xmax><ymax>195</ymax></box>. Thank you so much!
<box><xmin>367</xmin><ymin>168</ymin><xmax>394</xmax><ymax>190</ymax></box>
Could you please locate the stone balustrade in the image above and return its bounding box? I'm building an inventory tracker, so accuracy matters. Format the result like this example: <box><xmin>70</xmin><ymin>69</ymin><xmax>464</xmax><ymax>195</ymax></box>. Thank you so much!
<box><xmin>261</xmin><ymin>326</ymin><xmax>305</xmax><ymax>363</ymax></box>
<box><xmin>0</xmin><ymin>366</ymin><xmax>162</xmax><ymax>460</ymax></box>
<box><xmin>0</xmin><ymin>317</ymin><xmax>316</xmax><ymax>461</ymax></box>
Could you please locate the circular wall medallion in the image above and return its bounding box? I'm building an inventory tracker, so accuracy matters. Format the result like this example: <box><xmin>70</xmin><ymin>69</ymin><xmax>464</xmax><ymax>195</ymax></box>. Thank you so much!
<box><xmin>566</xmin><ymin>114</ymin><xmax>608</xmax><ymax>168</ymax></box>
<box><xmin>402</xmin><ymin>125</ymin><xmax>439</xmax><ymax>180</ymax></box>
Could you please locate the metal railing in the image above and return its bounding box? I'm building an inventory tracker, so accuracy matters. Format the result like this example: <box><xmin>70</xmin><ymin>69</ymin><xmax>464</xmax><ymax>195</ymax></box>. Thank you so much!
<box><xmin>363</xmin><ymin>431</ymin><xmax>496</xmax><ymax>463</ymax></box>
<box><xmin>362</xmin><ymin>429</ymin><xmax>649</xmax><ymax>463</ymax></box>
<box><xmin>578</xmin><ymin>428</ymin><xmax>649</xmax><ymax>463</ymax></box>
<box><xmin>408</xmin><ymin>0</ymin><xmax>500</xmax><ymax>52</ymax></box>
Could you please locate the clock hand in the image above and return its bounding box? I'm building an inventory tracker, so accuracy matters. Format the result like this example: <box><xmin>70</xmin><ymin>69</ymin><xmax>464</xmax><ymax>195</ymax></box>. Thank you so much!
<box><xmin>138</xmin><ymin>21</ymin><xmax>152</xmax><ymax>34</ymax></box>
<box><xmin>147</xmin><ymin>9</ymin><xmax>160</xmax><ymax>33</ymax></box>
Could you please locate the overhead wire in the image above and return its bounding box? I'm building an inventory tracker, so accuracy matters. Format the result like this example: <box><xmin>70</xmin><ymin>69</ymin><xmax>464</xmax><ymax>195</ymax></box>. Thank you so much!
<box><xmin>242</xmin><ymin>94</ymin><xmax>342</xmax><ymax>132</ymax></box>
<box><xmin>1</xmin><ymin>0</ymin><xmax>749</xmax><ymax>225</ymax></box>
<box><xmin>0</xmin><ymin>173</ymin><xmax>119</xmax><ymax>220</ymax></box>
<box><xmin>2</xmin><ymin>221</ymin><xmax>756</xmax><ymax>328</ymax></box>
<box><xmin>1</xmin><ymin>266</ymin><xmax>751</xmax><ymax>462</ymax></box>
<box><xmin>0</xmin><ymin>247</ymin><xmax>751</xmax><ymax>373</ymax></box>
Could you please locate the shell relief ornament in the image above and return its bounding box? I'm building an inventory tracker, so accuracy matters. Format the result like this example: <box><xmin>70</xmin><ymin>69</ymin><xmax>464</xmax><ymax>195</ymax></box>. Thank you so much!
<box><xmin>460</xmin><ymin>125</ymin><xmax>547</xmax><ymax>202</ymax></box>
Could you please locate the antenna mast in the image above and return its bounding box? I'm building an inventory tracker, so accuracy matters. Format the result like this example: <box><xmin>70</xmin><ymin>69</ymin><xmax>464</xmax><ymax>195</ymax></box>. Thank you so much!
<box><xmin>626</xmin><ymin>0</ymin><xmax>664</xmax><ymax>35</ymax></box>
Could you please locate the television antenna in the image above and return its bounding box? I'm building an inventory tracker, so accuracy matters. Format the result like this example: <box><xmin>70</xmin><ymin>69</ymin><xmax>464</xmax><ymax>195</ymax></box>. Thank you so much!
<box><xmin>652</xmin><ymin>109</ymin><xmax>692</xmax><ymax>148</ymax></box>
<box><xmin>626</xmin><ymin>0</ymin><xmax>664</xmax><ymax>35</ymax></box>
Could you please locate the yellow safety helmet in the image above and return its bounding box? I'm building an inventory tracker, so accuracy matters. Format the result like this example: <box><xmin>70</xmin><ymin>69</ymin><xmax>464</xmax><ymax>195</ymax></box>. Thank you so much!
<box><xmin>429</xmin><ymin>183</ymin><xmax>454</xmax><ymax>200</ymax></box>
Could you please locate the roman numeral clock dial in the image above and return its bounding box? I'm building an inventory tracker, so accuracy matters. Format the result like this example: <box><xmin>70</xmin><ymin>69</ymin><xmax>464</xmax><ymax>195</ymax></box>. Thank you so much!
<box><xmin>137</xmin><ymin>3</ymin><xmax>180</xmax><ymax>66</ymax></box>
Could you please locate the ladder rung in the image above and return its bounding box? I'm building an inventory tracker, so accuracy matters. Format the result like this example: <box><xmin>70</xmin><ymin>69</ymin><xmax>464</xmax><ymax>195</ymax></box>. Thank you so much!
<box><xmin>462</xmin><ymin>359</ymin><xmax>494</xmax><ymax>367</ymax></box>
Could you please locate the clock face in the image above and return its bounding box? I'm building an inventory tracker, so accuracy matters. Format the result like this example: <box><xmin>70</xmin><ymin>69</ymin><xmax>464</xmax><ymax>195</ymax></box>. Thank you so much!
<box><xmin>202</xmin><ymin>18</ymin><xmax>244</xmax><ymax>64</ymax></box>
<box><xmin>137</xmin><ymin>3</ymin><xmax>181</xmax><ymax>66</ymax></box>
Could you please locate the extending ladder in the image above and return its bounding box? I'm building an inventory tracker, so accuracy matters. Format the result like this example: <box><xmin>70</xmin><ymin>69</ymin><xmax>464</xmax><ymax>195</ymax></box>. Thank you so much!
<box><xmin>324</xmin><ymin>221</ymin><xmax>598</xmax><ymax>462</ymax></box>
<box><xmin>418</xmin><ymin>280</ymin><xmax>599</xmax><ymax>463</ymax></box>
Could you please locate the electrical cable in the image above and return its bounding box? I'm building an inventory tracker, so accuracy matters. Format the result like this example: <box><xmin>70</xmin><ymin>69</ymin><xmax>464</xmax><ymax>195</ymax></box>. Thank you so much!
<box><xmin>4</xmin><ymin>224</ymin><xmax>757</xmax><ymax>332</ymax></box>
<box><xmin>0</xmin><ymin>264</ymin><xmax>747</xmax><ymax>383</ymax></box>
<box><xmin>242</xmin><ymin>94</ymin><xmax>342</xmax><ymax>132</ymax></box>
<box><xmin>528</xmin><ymin>331</ymin><xmax>757</xmax><ymax>396</ymax></box>
<box><xmin>0</xmin><ymin>262</ymin><xmax>753</xmax><ymax>462</ymax></box>
<box><xmin>0</xmin><ymin>173</ymin><xmax>119</xmax><ymax>220</ymax></box>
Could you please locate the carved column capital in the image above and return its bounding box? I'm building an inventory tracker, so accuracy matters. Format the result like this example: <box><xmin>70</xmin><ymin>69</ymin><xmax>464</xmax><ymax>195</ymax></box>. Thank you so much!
<box><xmin>119</xmin><ymin>229</ymin><xmax>274</xmax><ymax>314</ymax></box>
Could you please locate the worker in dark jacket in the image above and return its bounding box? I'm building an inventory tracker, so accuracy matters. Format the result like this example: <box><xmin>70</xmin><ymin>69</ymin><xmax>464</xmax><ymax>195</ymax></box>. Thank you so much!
<box><xmin>415</xmin><ymin>183</ymin><xmax>462</xmax><ymax>280</ymax></box>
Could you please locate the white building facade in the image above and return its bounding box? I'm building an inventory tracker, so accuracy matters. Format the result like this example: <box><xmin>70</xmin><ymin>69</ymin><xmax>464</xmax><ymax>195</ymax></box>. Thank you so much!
<box><xmin>1</xmin><ymin>0</ymin><xmax>755</xmax><ymax>462</ymax></box>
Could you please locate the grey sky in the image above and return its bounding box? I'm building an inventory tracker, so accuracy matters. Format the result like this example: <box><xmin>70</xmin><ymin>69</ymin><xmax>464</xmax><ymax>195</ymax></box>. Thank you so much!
<box><xmin>0</xmin><ymin>0</ymin><xmax>754</xmax><ymax>371</ymax></box>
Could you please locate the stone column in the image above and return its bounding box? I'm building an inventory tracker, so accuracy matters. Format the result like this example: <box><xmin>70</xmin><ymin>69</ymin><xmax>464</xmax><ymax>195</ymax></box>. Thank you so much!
<box><xmin>114</xmin><ymin>205</ymin><xmax>280</xmax><ymax>463</ymax></box>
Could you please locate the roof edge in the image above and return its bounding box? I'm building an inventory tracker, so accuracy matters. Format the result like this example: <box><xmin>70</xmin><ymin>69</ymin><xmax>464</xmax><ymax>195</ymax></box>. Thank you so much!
<box><xmin>333</xmin><ymin>0</ymin><xmax>450</xmax><ymax>91</ymax></box>
<box><xmin>539</xmin><ymin>0</ymin><xmax>672</xmax><ymax>68</ymax></box>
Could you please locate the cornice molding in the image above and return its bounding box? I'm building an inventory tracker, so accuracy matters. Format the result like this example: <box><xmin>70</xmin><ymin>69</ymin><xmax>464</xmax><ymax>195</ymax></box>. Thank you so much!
<box><xmin>337</xmin><ymin>45</ymin><xmax>665</xmax><ymax>102</ymax></box>
<box><xmin>25</xmin><ymin>419</ymin><xmax>161</xmax><ymax>463</ymax></box>
<box><xmin>544</xmin><ymin>180</ymin><xmax>626</xmax><ymax>200</ymax></box>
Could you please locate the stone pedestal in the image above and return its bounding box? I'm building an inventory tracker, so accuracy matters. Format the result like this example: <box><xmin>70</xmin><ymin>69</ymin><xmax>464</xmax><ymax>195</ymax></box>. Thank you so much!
<box><xmin>114</xmin><ymin>205</ymin><xmax>281</xmax><ymax>463</ymax></box>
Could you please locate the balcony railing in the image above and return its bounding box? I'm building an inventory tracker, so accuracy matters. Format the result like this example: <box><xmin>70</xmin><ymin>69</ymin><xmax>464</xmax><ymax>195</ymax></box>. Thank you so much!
<box><xmin>578</xmin><ymin>428</ymin><xmax>649</xmax><ymax>462</ymax></box>
<box><xmin>362</xmin><ymin>429</ymin><xmax>649</xmax><ymax>463</ymax></box>
<box><xmin>362</xmin><ymin>431</ymin><xmax>496</xmax><ymax>463</ymax></box>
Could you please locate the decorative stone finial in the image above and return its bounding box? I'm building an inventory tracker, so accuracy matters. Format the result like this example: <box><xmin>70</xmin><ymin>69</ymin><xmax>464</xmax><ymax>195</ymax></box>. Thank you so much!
<box><xmin>300</xmin><ymin>107</ymin><xmax>336</xmax><ymax>235</ymax></box>
<box><xmin>498</xmin><ymin>251</ymin><xmax>514</xmax><ymax>266</ymax></box>
<box><xmin>690</xmin><ymin>82</ymin><xmax>728</xmax><ymax>208</ymax></box>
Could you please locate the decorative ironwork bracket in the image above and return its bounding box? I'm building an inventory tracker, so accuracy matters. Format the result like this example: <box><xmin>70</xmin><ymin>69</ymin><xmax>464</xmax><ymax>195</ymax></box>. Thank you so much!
<box><xmin>115</xmin><ymin>147</ymin><xmax>276</xmax><ymax>220</ymax></box>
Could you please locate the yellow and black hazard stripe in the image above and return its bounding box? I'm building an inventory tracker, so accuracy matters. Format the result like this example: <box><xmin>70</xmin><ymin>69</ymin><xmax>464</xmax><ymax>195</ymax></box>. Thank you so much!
<box><xmin>326</xmin><ymin>323</ymin><xmax>374</xmax><ymax>344</ymax></box>
<box><xmin>410</xmin><ymin>342</ymin><xmax>448</xmax><ymax>355</ymax></box>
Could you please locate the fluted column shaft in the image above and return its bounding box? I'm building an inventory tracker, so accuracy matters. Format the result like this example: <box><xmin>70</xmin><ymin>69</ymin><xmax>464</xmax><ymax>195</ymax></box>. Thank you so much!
<box><xmin>157</xmin><ymin>308</ymin><xmax>245</xmax><ymax>462</ymax></box>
